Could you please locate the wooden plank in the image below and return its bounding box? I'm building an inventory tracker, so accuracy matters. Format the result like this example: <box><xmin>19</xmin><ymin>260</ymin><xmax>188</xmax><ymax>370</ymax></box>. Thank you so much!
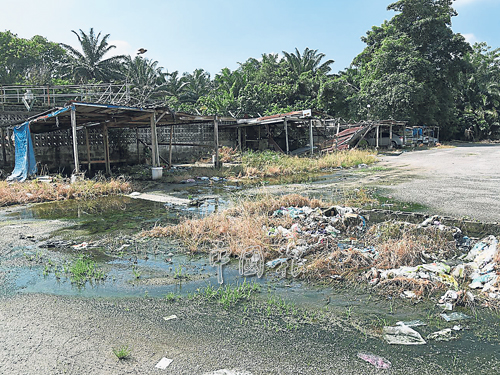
<box><xmin>103</xmin><ymin>124</ymin><xmax>111</xmax><ymax>175</ymax></box>
<box><xmin>169</xmin><ymin>125</ymin><xmax>173</xmax><ymax>168</ymax></box>
<box><xmin>389</xmin><ymin>124</ymin><xmax>393</xmax><ymax>149</ymax></box>
<box><xmin>284</xmin><ymin>118</ymin><xmax>289</xmax><ymax>154</ymax></box>
<box><xmin>214</xmin><ymin>116</ymin><xmax>220</xmax><ymax>168</ymax></box>
<box><xmin>85</xmin><ymin>127</ymin><xmax>91</xmax><ymax>171</ymax></box>
<box><xmin>309</xmin><ymin>119</ymin><xmax>314</xmax><ymax>155</ymax></box>
<box><xmin>150</xmin><ymin>113</ymin><xmax>159</xmax><ymax>167</ymax></box>
<box><xmin>70</xmin><ymin>106</ymin><xmax>80</xmax><ymax>173</ymax></box>
<box><xmin>136</xmin><ymin>128</ymin><xmax>140</xmax><ymax>164</ymax></box>
<box><xmin>1</xmin><ymin>127</ymin><xmax>6</xmax><ymax>166</ymax></box>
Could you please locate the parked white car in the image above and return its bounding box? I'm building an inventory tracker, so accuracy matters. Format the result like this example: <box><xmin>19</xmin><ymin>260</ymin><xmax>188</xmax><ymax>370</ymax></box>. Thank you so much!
<box><xmin>365</xmin><ymin>131</ymin><xmax>404</xmax><ymax>148</ymax></box>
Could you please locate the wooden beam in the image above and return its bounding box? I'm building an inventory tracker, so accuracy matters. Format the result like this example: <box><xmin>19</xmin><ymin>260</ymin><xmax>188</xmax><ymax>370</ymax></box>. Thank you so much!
<box><xmin>237</xmin><ymin>127</ymin><xmax>242</xmax><ymax>152</ymax></box>
<box><xmin>309</xmin><ymin>119</ymin><xmax>314</xmax><ymax>156</ymax></box>
<box><xmin>85</xmin><ymin>127</ymin><xmax>91</xmax><ymax>171</ymax></box>
<box><xmin>389</xmin><ymin>124</ymin><xmax>393</xmax><ymax>149</ymax></box>
<box><xmin>169</xmin><ymin>125</ymin><xmax>173</xmax><ymax>168</ymax></box>
<box><xmin>70</xmin><ymin>106</ymin><xmax>80</xmax><ymax>173</ymax></box>
<box><xmin>150</xmin><ymin>113</ymin><xmax>159</xmax><ymax>167</ymax></box>
<box><xmin>136</xmin><ymin>128</ymin><xmax>140</xmax><ymax>164</ymax></box>
<box><xmin>213</xmin><ymin>116</ymin><xmax>220</xmax><ymax>168</ymax></box>
<box><xmin>284</xmin><ymin>118</ymin><xmax>289</xmax><ymax>154</ymax></box>
<box><xmin>103</xmin><ymin>124</ymin><xmax>111</xmax><ymax>175</ymax></box>
<box><xmin>1</xmin><ymin>128</ymin><xmax>6</xmax><ymax>166</ymax></box>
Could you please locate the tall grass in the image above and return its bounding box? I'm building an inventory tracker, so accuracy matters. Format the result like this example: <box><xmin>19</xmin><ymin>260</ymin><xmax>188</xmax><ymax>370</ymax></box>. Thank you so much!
<box><xmin>0</xmin><ymin>176</ymin><xmax>132</xmax><ymax>207</ymax></box>
<box><xmin>142</xmin><ymin>193</ymin><xmax>327</xmax><ymax>257</ymax></box>
<box><xmin>241</xmin><ymin>149</ymin><xmax>377</xmax><ymax>177</ymax></box>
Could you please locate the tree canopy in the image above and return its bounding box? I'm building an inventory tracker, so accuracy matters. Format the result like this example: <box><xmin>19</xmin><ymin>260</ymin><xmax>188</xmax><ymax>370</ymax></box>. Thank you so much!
<box><xmin>1</xmin><ymin>1</ymin><xmax>499</xmax><ymax>139</ymax></box>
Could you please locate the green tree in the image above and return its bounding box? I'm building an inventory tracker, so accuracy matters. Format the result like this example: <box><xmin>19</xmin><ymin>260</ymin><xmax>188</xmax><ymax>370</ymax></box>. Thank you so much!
<box><xmin>124</xmin><ymin>56</ymin><xmax>167</xmax><ymax>106</ymax></box>
<box><xmin>60</xmin><ymin>28</ymin><xmax>126</xmax><ymax>83</ymax></box>
<box><xmin>457</xmin><ymin>42</ymin><xmax>500</xmax><ymax>138</ymax></box>
<box><xmin>352</xmin><ymin>0</ymin><xmax>471</xmax><ymax>136</ymax></box>
<box><xmin>282</xmin><ymin>47</ymin><xmax>334</xmax><ymax>78</ymax></box>
<box><xmin>179</xmin><ymin>69</ymin><xmax>211</xmax><ymax>104</ymax></box>
<box><xmin>0</xmin><ymin>31</ymin><xmax>67</xmax><ymax>85</ymax></box>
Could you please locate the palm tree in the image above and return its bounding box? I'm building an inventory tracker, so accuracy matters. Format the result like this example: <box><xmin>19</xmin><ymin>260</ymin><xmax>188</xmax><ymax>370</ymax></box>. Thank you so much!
<box><xmin>165</xmin><ymin>71</ymin><xmax>188</xmax><ymax>99</ymax></box>
<box><xmin>125</xmin><ymin>56</ymin><xmax>167</xmax><ymax>106</ymax></box>
<box><xmin>60</xmin><ymin>28</ymin><xmax>126</xmax><ymax>83</ymax></box>
<box><xmin>282</xmin><ymin>47</ymin><xmax>334</xmax><ymax>78</ymax></box>
<box><xmin>180</xmin><ymin>69</ymin><xmax>211</xmax><ymax>104</ymax></box>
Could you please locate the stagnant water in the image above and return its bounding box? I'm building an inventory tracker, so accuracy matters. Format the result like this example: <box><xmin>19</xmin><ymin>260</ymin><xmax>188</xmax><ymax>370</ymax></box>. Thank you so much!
<box><xmin>1</xmin><ymin>193</ymin><xmax>499</xmax><ymax>373</ymax></box>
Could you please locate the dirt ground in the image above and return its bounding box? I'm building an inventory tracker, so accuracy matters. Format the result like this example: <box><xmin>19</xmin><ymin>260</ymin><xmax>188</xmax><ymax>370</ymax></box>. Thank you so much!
<box><xmin>377</xmin><ymin>143</ymin><xmax>500</xmax><ymax>222</ymax></box>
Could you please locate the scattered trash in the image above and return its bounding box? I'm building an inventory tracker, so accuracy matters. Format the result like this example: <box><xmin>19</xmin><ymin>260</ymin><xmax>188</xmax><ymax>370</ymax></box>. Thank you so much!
<box><xmin>155</xmin><ymin>357</ymin><xmax>173</xmax><ymax>369</ymax></box>
<box><xmin>427</xmin><ymin>328</ymin><xmax>455</xmax><ymax>342</ymax></box>
<box><xmin>383</xmin><ymin>325</ymin><xmax>426</xmax><ymax>345</ymax></box>
<box><xmin>72</xmin><ymin>242</ymin><xmax>88</xmax><ymax>249</ymax></box>
<box><xmin>401</xmin><ymin>290</ymin><xmax>417</xmax><ymax>299</ymax></box>
<box><xmin>266</xmin><ymin>258</ymin><xmax>289</xmax><ymax>268</ymax></box>
<box><xmin>440</xmin><ymin>312</ymin><xmax>471</xmax><ymax>322</ymax></box>
<box><xmin>396</xmin><ymin>320</ymin><xmax>426</xmax><ymax>328</ymax></box>
<box><xmin>163</xmin><ymin>315</ymin><xmax>178</xmax><ymax>321</ymax></box>
<box><xmin>357</xmin><ymin>352</ymin><xmax>391</xmax><ymax>369</ymax></box>
<box><xmin>130</xmin><ymin>192</ymin><xmax>141</xmax><ymax>196</ymax></box>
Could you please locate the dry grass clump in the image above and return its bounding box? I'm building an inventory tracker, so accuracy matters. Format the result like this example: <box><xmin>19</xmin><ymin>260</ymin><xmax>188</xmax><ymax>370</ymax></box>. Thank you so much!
<box><xmin>231</xmin><ymin>193</ymin><xmax>325</xmax><ymax>216</ymax></box>
<box><xmin>307</xmin><ymin>248</ymin><xmax>373</xmax><ymax>280</ymax></box>
<box><xmin>241</xmin><ymin>149</ymin><xmax>378</xmax><ymax>177</ymax></box>
<box><xmin>143</xmin><ymin>194</ymin><xmax>326</xmax><ymax>257</ymax></box>
<box><xmin>376</xmin><ymin>277</ymin><xmax>446</xmax><ymax>297</ymax></box>
<box><xmin>0</xmin><ymin>177</ymin><xmax>132</xmax><ymax>207</ymax></box>
<box><xmin>365</xmin><ymin>221</ymin><xmax>457</xmax><ymax>269</ymax></box>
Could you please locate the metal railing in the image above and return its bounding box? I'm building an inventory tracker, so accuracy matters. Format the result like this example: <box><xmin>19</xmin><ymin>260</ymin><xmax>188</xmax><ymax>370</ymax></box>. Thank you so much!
<box><xmin>0</xmin><ymin>83</ymin><xmax>132</xmax><ymax>108</ymax></box>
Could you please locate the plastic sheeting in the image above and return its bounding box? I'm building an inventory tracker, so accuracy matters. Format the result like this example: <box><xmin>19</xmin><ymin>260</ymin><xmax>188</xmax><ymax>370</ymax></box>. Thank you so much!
<box><xmin>7</xmin><ymin>122</ymin><xmax>37</xmax><ymax>182</ymax></box>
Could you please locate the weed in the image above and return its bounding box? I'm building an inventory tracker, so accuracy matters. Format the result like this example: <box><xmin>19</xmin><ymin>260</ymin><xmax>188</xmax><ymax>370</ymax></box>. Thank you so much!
<box><xmin>112</xmin><ymin>345</ymin><xmax>131</xmax><ymax>360</ymax></box>
<box><xmin>345</xmin><ymin>306</ymin><xmax>353</xmax><ymax>319</ymax></box>
<box><xmin>132</xmin><ymin>266</ymin><xmax>141</xmax><ymax>279</ymax></box>
<box><xmin>165</xmin><ymin>292</ymin><xmax>179</xmax><ymax>302</ymax></box>
<box><xmin>69</xmin><ymin>255</ymin><xmax>106</xmax><ymax>286</ymax></box>
<box><xmin>198</xmin><ymin>280</ymin><xmax>260</xmax><ymax>309</ymax></box>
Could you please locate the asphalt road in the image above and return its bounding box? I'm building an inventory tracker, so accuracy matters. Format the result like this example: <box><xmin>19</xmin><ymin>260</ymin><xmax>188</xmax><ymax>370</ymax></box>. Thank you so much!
<box><xmin>378</xmin><ymin>143</ymin><xmax>500</xmax><ymax>223</ymax></box>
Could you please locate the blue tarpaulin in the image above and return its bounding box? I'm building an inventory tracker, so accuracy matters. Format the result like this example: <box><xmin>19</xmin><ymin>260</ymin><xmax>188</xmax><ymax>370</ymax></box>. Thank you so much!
<box><xmin>7</xmin><ymin>122</ymin><xmax>37</xmax><ymax>182</ymax></box>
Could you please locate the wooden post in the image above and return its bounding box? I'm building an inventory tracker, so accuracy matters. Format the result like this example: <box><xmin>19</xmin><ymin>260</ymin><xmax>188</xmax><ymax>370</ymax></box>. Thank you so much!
<box><xmin>136</xmin><ymin>128</ymin><xmax>140</xmax><ymax>164</ymax></box>
<box><xmin>336</xmin><ymin>121</ymin><xmax>340</xmax><ymax>135</ymax></box>
<box><xmin>376</xmin><ymin>124</ymin><xmax>380</xmax><ymax>149</ymax></box>
<box><xmin>237</xmin><ymin>127</ymin><xmax>242</xmax><ymax>152</ymax></box>
<box><xmin>150</xmin><ymin>113</ymin><xmax>159</xmax><ymax>167</ymax></box>
<box><xmin>284</xmin><ymin>118</ymin><xmax>289</xmax><ymax>155</ymax></box>
<box><xmin>309</xmin><ymin>119</ymin><xmax>314</xmax><ymax>156</ymax></box>
<box><xmin>1</xmin><ymin>128</ymin><xmax>6</xmax><ymax>166</ymax></box>
<box><xmin>214</xmin><ymin>116</ymin><xmax>220</xmax><ymax>168</ymax></box>
<box><xmin>389</xmin><ymin>124</ymin><xmax>393</xmax><ymax>149</ymax></box>
<box><xmin>169</xmin><ymin>125</ymin><xmax>173</xmax><ymax>168</ymax></box>
<box><xmin>85</xmin><ymin>127</ymin><xmax>91</xmax><ymax>171</ymax></box>
<box><xmin>103</xmin><ymin>124</ymin><xmax>111</xmax><ymax>175</ymax></box>
<box><xmin>70</xmin><ymin>106</ymin><xmax>80</xmax><ymax>173</ymax></box>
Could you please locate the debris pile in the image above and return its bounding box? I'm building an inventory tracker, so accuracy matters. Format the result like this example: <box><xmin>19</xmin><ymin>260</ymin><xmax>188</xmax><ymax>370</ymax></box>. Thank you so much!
<box><xmin>263</xmin><ymin>205</ymin><xmax>500</xmax><ymax>304</ymax></box>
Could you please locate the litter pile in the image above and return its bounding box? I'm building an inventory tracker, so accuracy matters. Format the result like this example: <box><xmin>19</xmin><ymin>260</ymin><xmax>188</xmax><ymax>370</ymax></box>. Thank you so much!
<box><xmin>264</xmin><ymin>205</ymin><xmax>500</xmax><ymax>304</ymax></box>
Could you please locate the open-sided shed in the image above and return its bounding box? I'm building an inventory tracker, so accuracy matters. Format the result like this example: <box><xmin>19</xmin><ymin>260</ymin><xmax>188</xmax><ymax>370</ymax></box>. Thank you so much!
<box><xmin>5</xmin><ymin>101</ymin><xmax>235</xmax><ymax>177</ymax></box>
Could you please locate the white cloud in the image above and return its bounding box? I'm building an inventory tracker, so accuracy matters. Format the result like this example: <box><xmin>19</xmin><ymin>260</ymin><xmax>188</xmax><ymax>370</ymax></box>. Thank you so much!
<box><xmin>106</xmin><ymin>40</ymin><xmax>133</xmax><ymax>58</ymax></box>
<box><xmin>463</xmin><ymin>33</ymin><xmax>479</xmax><ymax>44</ymax></box>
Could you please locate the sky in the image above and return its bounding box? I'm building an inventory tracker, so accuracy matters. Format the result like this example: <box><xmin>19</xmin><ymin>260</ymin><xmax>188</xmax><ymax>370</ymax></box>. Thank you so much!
<box><xmin>1</xmin><ymin>0</ymin><xmax>499</xmax><ymax>77</ymax></box>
